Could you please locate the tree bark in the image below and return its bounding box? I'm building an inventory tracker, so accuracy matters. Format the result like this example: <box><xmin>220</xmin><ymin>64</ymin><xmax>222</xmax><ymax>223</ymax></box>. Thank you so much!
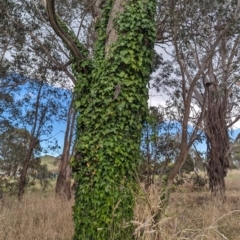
<box><xmin>18</xmin><ymin>138</ymin><xmax>37</xmax><ymax>200</ymax></box>
<box><xmin>167</xmin><ymin>10</ymin><xmax>232</xmax><ymax>186</ymax></box>
<box><xmin>18</xmin><ymin>82</ymin><xmax>43</xmax><ymax>201</ymax></box>
<box><xmin>55</xmin><ymin>101</ymin><xmax>76</xmax><ymax>200</ymax></box>
<box><xmin>205</xmin><ymin>81</ymin><xmax>229</xmax><ymax>195</ymax></box>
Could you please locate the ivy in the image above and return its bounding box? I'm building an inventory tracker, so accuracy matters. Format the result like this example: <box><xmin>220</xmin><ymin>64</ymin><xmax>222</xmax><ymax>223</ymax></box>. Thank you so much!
<box><xmin>72</xmin><ymin>0</ymin><xmax>157</xmax><ymax>239</ymax></box>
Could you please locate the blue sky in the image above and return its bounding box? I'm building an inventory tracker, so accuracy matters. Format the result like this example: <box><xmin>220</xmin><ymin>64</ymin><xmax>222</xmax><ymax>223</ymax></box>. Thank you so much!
<box><xmin>1</xmin><ymin>75</ymin><xmax>72</xmax><ymax>157</ymax></box>
<box><xmin>2</xmin><ymin>74</ymin><xmax>240</xmax><ymax>158</ymax></box>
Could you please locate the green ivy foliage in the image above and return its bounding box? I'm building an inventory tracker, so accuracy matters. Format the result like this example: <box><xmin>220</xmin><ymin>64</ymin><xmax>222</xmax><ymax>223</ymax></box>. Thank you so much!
<box><xmin>72</xmin><ymin>0</ymin><xmax>157</xmax><ymax>239</ymax></box>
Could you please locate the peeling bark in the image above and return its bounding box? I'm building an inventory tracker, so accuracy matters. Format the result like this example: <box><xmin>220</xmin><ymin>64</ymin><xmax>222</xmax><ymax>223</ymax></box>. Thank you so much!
<box><xmin>105</xmin><ymin>0</ymin><xmax>126</xmax><ymax>56</ymax></box>
<box><xmin>205</xmin><ymin>80</ymin><xmax>229</xmax><ymax>195</ymax></box>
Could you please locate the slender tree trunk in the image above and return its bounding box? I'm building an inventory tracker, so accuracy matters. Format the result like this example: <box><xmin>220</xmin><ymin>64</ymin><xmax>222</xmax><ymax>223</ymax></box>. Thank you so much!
<box><xmin>55</xmin><ymin>100</ymin><xmax>76</xmax><ymax>200</ymax></box>
<box><xmin>146</xmin><ymin>124</ymin><xmax>152</xmax><ymax>187</ymax></box>
<box><xmin>18</xmin><ymin>138</ymin><xmax>36</xmax><ymax>200</ymax></box>
<box><xmin>18</xmin><ymin>81</ymin><xmax>43</xmax><ymax>200</ymax></box>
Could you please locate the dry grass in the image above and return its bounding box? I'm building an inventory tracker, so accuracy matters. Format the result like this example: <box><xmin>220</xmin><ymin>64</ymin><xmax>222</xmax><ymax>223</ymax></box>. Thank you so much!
<box><xmin>133</xmin><ymin>170</ymin><xmax>240</xmax><ymax>240</ymax></box>
<box><xmin>0</xmin><ymin>192</ymin><xmax>74</xmax><ymax>240</ymax></box>
<box><xmin>1</xmin><ymin>170</ymin><xmax>240</xmax><ymax>240</ymax></box>
<box><xmin>133</xmin><ymin>186</ymin><xmax>240</xmax><ymax>239</ymax></box>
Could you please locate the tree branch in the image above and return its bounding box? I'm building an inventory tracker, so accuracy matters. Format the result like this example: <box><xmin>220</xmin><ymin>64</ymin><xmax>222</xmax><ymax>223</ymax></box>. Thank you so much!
<box><xmin>45</xmin><ymin>0</ymin><xmax>87</xmax><ymax>61</ymax></box>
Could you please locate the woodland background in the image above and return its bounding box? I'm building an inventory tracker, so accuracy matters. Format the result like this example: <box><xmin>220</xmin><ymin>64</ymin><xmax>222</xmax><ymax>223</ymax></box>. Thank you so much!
<box><xmin>1</xmin><ymin>0</ymin><xmax>240</xmax><ymax>239</ymax></box>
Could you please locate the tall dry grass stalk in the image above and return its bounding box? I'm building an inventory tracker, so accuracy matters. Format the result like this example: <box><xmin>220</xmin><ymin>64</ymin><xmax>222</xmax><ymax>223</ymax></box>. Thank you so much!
<box><xmin>0</xmin><ymin>192</ymin><xmax>74</xmax><ymax>240</ymax></box>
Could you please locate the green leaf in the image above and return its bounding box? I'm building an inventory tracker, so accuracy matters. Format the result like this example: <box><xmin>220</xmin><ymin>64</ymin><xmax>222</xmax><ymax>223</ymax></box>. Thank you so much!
<box><xmin>75</xmin><ymin>101</ymin><xmax>81</xmax><ymax>108</ymax></box>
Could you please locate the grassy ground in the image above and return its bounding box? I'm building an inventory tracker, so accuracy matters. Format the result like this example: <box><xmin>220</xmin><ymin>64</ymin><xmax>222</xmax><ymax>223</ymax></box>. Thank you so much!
<box><xmin>133</xmin><ymin>170</ymin><xmax>240</xmax><ymax>240</ymax></box>
<box><xmin>0</xmin><ymin>170</ymin><xmax>240</xmax><ymax>239</ymax></box>
<box><xmin>0</xmin><ymin>193</ymin><xmax>74</xmax><ymax>240</ymax></box>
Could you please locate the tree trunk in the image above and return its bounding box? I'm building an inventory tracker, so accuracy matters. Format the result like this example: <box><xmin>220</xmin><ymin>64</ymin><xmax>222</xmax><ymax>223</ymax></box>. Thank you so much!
<box><xmin>205</xmin><ymin>83</ymin><xmax>229</xmax><ymax>195</ymax></box>
<box><xmin>55</xmin><ymin>100</ymin><xmax>76</xmax><ymax>200</ymax></box>
<box><xmin>18</xmin><ymin>138</ymin><xmax>36</xmax><ymax>200</ymax></box>
<box><xmin>55</xmin><ymin>163</ymin><xmax>72</xmax><ymax>200</ymax></box>
<box><xmin>46</xmin><ymin>0</ymin><xmax>156</xmax><ymax>238</ymax></box>
<box><xmin>18</xmin><ymin>81</ymin><xmax>43</xmax><ymax>200</ymax></box>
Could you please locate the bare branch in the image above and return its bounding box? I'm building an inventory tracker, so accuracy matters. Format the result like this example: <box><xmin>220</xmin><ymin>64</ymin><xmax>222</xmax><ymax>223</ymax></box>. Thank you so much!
<box><xmin>46</xmin><ymin>0</ymin><xmax>87</xmax><ymax>61</ymax></box>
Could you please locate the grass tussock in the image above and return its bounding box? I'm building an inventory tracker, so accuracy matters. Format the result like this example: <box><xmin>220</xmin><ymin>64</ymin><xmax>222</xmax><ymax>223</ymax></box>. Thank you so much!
<box><xmin>0</xmin><ymin>192</ymin><xmax>74</xmax><ymax>240</ymax></box>
<box><xmin>1</xmin><ymin>170</ymin><xmax>240</xmax><ymax>240</ymax></box>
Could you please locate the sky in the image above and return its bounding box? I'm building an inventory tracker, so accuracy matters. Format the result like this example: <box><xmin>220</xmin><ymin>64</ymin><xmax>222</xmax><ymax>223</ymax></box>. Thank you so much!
<box><xmin>148</xmin><ymin>87</ymin><xmax>240</xmax><ymax>154</ymax></box>
<box><xmin>3</xmin><ymin>62</ymin><xmax>240</xmax><ymax>158</ymax></box>
<box><xmin>1</xmin><ymin>76</ymin><xmax>72</xmax><ymax>157</ymax></box>
<box><xmin>29</xmin><ymin>84</ymin><xmax>240</xmax><ymax>157</ymax></box>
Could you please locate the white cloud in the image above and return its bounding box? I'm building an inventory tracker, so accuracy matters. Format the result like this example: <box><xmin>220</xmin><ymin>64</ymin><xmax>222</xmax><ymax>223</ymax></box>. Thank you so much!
<box><xmin>148</xmin><ymin>89</ymin><xmax>167</xmax><ymax>107</ymax></box>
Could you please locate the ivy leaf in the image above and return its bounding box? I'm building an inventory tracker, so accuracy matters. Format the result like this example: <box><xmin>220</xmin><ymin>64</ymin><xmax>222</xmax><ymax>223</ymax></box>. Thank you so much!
<box><xmin>75</xmin><ymin>101</ymin><xmax>81</xmax><ymax>108</ymax></box>
<box><xmin>126</xmin><ymin>96</ymin><xmax>134</xmax><ymax>103</ymax></box>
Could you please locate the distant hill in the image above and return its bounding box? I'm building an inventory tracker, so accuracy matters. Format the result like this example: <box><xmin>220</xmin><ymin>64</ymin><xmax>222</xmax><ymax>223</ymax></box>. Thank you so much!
<box><xmin>40</xmin><ymin>155</ymin><xmax>60</xmax><ymax>173</ymax></box>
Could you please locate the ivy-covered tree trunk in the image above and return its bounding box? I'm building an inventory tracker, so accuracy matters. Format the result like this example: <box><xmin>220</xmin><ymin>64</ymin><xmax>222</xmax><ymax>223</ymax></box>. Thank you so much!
<box><xmin>45</xmin><ymin>0</ymin><xmax>156</xmax><ymax>239</ymax></box>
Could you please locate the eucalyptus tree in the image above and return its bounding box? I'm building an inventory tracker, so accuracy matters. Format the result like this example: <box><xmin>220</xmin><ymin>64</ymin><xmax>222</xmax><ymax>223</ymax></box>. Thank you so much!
<box><xmin>1</xmin><ymin>0</ymin><xmax>77</xmax><ymax>86</ymax></box>
<box><xmin>2</xmin><ymin>0</ymin><xmax>78</xmax><ymax>198</ymax></box>
<box><xmin>153</xmin><ymin>0</ymin><xmax>240</xmax><ymax>195</ymax></box>
<box><xmin>0</xmin><ymin>128</ymin><xmax>35</xmax><ymax>178</ymax></box>
<box><xmin>55</xmin><ymin>98</ymin><xmax>76</xmax><ymax>200</ymax></box>
<box><xmin>231</xmin><ymin>142</ymin><xmax>240</xmax><ymax>168</ymax></box>
<box><xmin>140</xmin><ymin>106</ymin><xmax>186</xmax><ymax>186</ymax></box>
<box><xmin>9</xmin><ymin>77</ymin><xmax>69</xmax><ymax>200</ymax></box>
<box><xmin>1</xmin><ymin>71</ymin><xmax>70</xmax><ymax>200</ymax></box>
<box><xmin>0</xmin><ymin>125</ymin><xmax>56</xmax><ymax>193</ymax></box>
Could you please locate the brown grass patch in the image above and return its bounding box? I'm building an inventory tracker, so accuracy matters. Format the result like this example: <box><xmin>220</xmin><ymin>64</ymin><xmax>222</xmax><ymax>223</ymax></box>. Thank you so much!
<box><xmin>133</xmin><ymin>171</ymin><xmax>240</xmax><ymax>240</ymax></box>
<box><xmin>0</xmin><ymin>192</ymin><xmax>74</xmax><ymax>240</ymax></box>
<box><xmin>1</xmin><ymin>170</ymin><xmax>240</xmax><ymax>239</ymax></box>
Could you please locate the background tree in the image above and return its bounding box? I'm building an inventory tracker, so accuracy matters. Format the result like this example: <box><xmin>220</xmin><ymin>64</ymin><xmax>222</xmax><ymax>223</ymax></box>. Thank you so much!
<box><xmin>0</xmin><ymin>127</ymin><xmax>51</xmax><ymax>194</ymax></box>
<box><xmin>231</xmin><ymin>144</ymin><xmax>240</xmax><ymax>168</ymax></box>
<box><xmin>153</xmin><ymin>0</ymin><xmax>240</xmax><ymax>195</ymax></box>
<box><xmin>140</xmin><ymin>106</ymin><xmax>183</xmax><ymax>185</ymax></box>
<box><xmin>0</xmin><ymin>128</ymin><xmax>40</xmax><ymax>178</ymax></box>
<box><xmin>140</xmin><ymin>106</ymin><xmax>195</xmax><ymax>188</ymax></box>
<box><xmin>0</xmin><ymin>72</ymin><xmax>70</xmax><ymax>199</ymax></box>
<box><xmin>55</xmin><ymin>97</ymin><xmax>76</xmax><ymax>200</ymax></box>
<box><xmin>227</xmin><ymin>133</ymin><xmax>240</xmax><ymax>168</ymax></box>
<box><xmin>1</xmin><ymin>0</ymin><xmax>79</xmax><ymax>199</ymax></box>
